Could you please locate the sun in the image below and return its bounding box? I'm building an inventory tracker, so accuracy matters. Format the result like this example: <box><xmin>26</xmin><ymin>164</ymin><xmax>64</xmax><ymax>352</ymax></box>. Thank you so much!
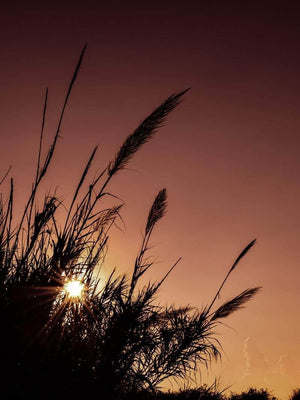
<box><xmin>64</xmin><ymin>279</ymin><xmax>85</xmax><ymax>299</ymax></box>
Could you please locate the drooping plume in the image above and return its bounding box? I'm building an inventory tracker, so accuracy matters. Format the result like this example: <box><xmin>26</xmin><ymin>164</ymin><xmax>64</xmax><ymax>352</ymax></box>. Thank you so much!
<box><xmin>145</xmin><ymin>188</ymin><xmax>167</xmax><ymax>234</ymax></box>
<box><xmin>108</xmin><ymin>89</ymin><xmax>189</xmax><ymax>177</ymax></box>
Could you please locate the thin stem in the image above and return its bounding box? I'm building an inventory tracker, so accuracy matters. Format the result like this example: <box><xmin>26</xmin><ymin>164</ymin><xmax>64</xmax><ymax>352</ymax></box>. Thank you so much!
<box><xmin>207</xmin><ymin>239</ymin><xmax>256</xmax><ymax>313</ymax></box>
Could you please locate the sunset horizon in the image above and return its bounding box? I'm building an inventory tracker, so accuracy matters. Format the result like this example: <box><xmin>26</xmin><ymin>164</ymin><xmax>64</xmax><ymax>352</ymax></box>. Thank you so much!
<box><xmin>0</xmin><ymin>2</ymin><xmax>299</xmax><ymax>399</ymax></box>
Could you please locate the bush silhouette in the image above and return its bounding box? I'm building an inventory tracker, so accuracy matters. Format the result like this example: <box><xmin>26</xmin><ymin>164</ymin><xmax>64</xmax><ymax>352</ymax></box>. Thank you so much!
<box><xmin>0</xmin><ymin>47</ymin><xmax>260</xmax><ymax>399</ymax></box>
<box><xmin>289</xmin><ymin>389</ymin><xmax>300</xmax><ymax>400</ymax></box>
<box><xmin>229</xmin><ymin>388</ymin><xmax>277</xmax><ymax>400</ymax></box>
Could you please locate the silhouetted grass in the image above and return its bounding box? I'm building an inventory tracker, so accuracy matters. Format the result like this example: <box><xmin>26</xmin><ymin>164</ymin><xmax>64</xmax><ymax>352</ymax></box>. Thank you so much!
<box><xmin>0</xmin><ymin>47</ymin><xmax>260</xmax><ymax>400</ymax></box>
<box><xmin>124</xmin><ymin>383</ymin><xmax>225</xmax><ymax>400</ymax></box>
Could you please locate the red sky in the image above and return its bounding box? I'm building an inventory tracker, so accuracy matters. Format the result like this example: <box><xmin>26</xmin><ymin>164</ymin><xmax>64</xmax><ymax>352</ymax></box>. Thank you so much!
<box><xmin>1</xmin><ymin>1</ymin><xmax>300</xmax><ymax>397</ymax></box>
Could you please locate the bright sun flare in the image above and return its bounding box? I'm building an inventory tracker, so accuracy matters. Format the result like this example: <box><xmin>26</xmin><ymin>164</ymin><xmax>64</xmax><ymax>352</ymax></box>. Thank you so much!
<box><xmin>64</xmin><ymin>280</ymin><xmax>85</xmax><ymax>299</ymax></box>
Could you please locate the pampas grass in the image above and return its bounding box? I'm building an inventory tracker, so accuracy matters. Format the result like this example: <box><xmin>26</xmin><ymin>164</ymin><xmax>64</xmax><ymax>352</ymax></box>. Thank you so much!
<box><xmin>0</xmin><ymin>47</ymin><xmax>260</xmax><ymax>400</ymax></box>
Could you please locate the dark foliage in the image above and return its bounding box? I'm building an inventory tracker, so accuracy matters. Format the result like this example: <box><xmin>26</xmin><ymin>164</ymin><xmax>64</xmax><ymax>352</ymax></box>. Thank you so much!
<box><xmin>290</xmin><ymin>389</ymin><xmax>300</xmax><ymax>400</ymax></box>
<box><xmin>229</xmin><ymin>388</ymin><xmax>277</xmax><ymax>400</ymax></box>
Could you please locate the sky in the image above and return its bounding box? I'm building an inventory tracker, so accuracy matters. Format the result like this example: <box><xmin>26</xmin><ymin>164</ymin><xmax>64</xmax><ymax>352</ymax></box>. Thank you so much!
<box><xmin>0</xmin><ymin>1</ymin><xmax>300</xmax><ymax>398</ymax></box>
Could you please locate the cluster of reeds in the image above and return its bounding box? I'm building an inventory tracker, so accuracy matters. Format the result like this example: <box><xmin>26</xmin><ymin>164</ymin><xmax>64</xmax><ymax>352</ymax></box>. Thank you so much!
<box><xmin>0</xmin><ymin>47</ymin><xmax>260</xmax><ymax>399</ymax></box>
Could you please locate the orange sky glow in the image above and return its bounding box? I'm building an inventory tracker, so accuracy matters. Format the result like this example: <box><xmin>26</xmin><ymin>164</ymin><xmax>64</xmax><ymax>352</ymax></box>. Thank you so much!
<box><xmin>0</xmin><ymin>2</ymin><xmax>299</xmax><ymax>398</ymax></box>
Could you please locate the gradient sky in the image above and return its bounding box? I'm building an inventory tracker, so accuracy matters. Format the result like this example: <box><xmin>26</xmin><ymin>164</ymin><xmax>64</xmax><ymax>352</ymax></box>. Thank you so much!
<box><xmin>1</xmin><ymin>1</ymin><xmax>300</xmax><ymax>398</ymax></box>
